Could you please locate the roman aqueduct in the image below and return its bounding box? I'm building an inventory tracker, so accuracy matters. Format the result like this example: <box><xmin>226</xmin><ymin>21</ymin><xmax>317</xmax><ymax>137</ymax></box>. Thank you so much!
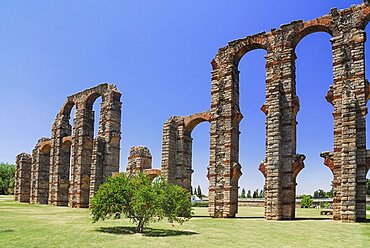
<box><xmin>15</xmin><ymin>2</ymin><xmax>370</xmax><ymax>222</ymax></box>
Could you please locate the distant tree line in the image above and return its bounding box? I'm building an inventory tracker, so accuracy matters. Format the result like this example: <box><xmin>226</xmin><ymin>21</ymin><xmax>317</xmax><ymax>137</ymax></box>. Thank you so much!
<box><xmin>192</xmin><ymin>185</ymin><xmax>206</xmax><ymax>199</ymax></box>
<box><xmin>0</xmin><ymin>162</ymin><xmax>16</xmax><ymax>195</ymax></box>
<box><xmin>239</xmin><ymin>188</ymin><xmax>264</xmax><ymax>199</ymax></box>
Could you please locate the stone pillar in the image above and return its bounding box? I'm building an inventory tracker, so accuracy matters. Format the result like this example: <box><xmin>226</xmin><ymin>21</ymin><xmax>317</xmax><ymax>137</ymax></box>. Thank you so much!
<box><xmin>263</xmin><ymin>50</ymin><xmax>284</xmax><ymax>220</ymax></box>
<box><xmin>279</xmin><ymin>48</ymin><xmax>301</xmax><ymax>220</ymax></box>
<box><xmin>126</xmin><ymin>146</ymin><xmax>152</xmax><ymax>174</ymax></box>
<box><xmin>209</xmin><ymin>62</ymin><xmax>242</xmax><ymax>217</ymax></box>
<box><xmin>70</xmin><ymin>106</ymin><xmax>94</xmax><ymax>208</ymax></box>
<box><xmin>14</xmin><ymin>153</ymin><xmax>32</xmax><ymax>203</ymax></box>
<box><xmin>30</xmin><ymin>138</ymin><xmax>51</xmax><ymax>204</ymax></box>
<box><xmin>175</xmin><ymin>122</ymin><xmax>193</xmax><ymax>191</ymax></box>
<box><xmin>331</xmin><ymin>26</ymin><xmax>367</xmax><ymax>222</ymax></box>
<box><xmin>49</xmin><ymin>111</ymin><xmax>73</xmax><ymax>206</ymax></box>
<box><xmin>161</xmin><ymin>117</ymin><xmax>180</xmax><ymax>185</ymax></box>
<box><xmin>160</xmin><ymin>116</ymin><xmax>192</xmax><ymax>191</ymax></box>
<box><xmin>89</xmin><ymin>138</ymin><xmax>104</xmax><ymax>198</ymax></box>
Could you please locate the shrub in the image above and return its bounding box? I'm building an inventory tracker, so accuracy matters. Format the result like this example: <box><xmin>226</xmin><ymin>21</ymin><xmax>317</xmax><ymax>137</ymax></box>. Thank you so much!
<box><xmin>90</xmin><ymin>173</ymin><xmax>192</xmax><ymax>233</ymax></box>
<box><xmin>300</xmin><ymin>195</ymin><xmax>313</xmax><ymax>208</ymax></box>
<box><xmin>192</xmin><ymin>202</ymin><xmax>208</xmax><ymax>207</ymax></box>
<box><xmin>0</xmin><ymin>163</ymin><xmax>16</xmax><ymax>195</ymax></box>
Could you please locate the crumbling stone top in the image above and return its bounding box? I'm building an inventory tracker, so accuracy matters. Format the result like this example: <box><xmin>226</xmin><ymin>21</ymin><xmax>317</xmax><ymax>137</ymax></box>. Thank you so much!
<box><xmin>129</xmin><ymin>146</ymin><xmax>152</xmax><ymax>159</ymax></box>
<box><xmin>16</xmin><ymin>153</ymin><xmax>32</xmax><ymax>162</ymax></box>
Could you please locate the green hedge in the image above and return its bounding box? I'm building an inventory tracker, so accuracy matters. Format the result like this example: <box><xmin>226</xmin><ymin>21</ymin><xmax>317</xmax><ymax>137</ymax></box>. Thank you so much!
<box><xmin>192</xmin><ymin>202</ymin><xmax>208</xmax><ymax>207</ymax></box>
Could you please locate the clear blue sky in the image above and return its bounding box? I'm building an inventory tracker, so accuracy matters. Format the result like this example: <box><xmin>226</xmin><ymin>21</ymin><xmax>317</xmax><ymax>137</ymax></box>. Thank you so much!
<box><xmin>0</xmin><ymin>0</ymin><xmax>368</xmax><ymax>195</ymax></box>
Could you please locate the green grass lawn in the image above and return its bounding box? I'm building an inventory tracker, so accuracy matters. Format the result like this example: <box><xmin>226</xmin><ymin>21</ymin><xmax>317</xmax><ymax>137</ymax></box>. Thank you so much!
<box><xmin>0</xmin><ymin>195</ymin><xmax>369</xmax><ymax>248</ymax></box>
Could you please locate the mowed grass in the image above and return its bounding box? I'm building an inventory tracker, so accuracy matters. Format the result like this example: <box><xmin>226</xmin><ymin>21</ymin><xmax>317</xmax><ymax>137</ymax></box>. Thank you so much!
<box><xmin>0</xmin><ymin>195</ymin><xmax>369</xmax><ymax>248</ymax></box>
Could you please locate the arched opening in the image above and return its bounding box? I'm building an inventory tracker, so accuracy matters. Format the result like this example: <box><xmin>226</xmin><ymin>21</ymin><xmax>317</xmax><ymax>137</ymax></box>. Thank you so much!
<box><xmin>69</xmin><ymin>105</ymin><xmax>76</xmax><ymax>180</ymax></box>
<box><xmin>294</xmin><ymin>30</ymin><xmax>333</xmax><ymax>218</ymax></box>
<box><xmin>190</xmin><ymin>121</ymin><xmax>210</xmax><ymax>204</ymax></box>
<box><xmin>238</xmin><ymin>48</ymin><xmax>267</xmax><ymax>217</ymax></box>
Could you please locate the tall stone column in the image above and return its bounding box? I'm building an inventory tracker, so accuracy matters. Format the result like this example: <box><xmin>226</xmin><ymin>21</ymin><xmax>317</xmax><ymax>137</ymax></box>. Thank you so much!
<box><xmin>14</xmin><ymin>153</ymin><xmax>32</xmax><ymax>203</ymax></box>
<box><xmin>49</xmin><ymin>112</ymin><xmax>72</xmax><ymax>206</ymax></box>
<box><xmin>209</xmin><ymin>62</ymin><xmax>242</xmax><ymax>217</ymax></box>
<box><xmin>263</xmin><ymin>51</ymin><xmax>284</xmax><ymax>220</ymax></box>
<box><xmin>160</xmin><ymin>116</ymin><xmax>192</xmax><ymax>191</ymax></box>
<box><xmin>279</xmin><ymin>48</ymin><xmax>301</xmax><ymax>220</ymax></box>
<box><xmin>161</xmin><ymin>117</ymin><xmax>179</xmax><ymax>185</ymax></box>
<box><xmin>175</xmin><ymin>123</ymin><xmax>193</xmax><ymax>191</ymax></box>
<box><xmin>70</xmin><ymin>106</ymin><xmax>94</xmax><ymax>208</ymax></box>
<box><xmin>30</xmin><ymin>138</ymin><xmax>51</xmax><ymax>204</ymax></box>
<box><xmin>331</xmin><ymin>26</ymin><xmax>367</xmax><ymax>222</ymax></box>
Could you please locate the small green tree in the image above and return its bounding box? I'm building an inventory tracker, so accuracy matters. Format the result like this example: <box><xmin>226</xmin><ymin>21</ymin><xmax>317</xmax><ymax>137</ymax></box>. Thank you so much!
<box><xmin>193</xmin><ymin>187</ymin><xmax>197</xmax><ymax>196</ymax></box>
<box><xmin>246</xmin><ymin>190</ymin><xmax>251</xmax><ymax>198</ymax></box>
<box><xmin>300</xmin><ymin>195</ymin><xmax>313</xmax><ymax>208</ymax></box>
<box><xmin>258</xmin><ymin>189</ymin><xmax>264</xmax><ymax>198</ymax></box>
<box><xmin>240</xmin><ymin>188</ymin><xmax>246</xmax><ymax>198</ymax></box>
<box><xmin>197</xmin><ymin>185</ymin><xmax>202</xmax><ymax>199</ymax></box>
<box><xmin>90</xmin><ymin>173</ymin><xmax>192</xmax><ymax>233</ymax></box>
<box><xmin>0</xmin><ymin>163</ymin><xmax>16</xmax><ymax>195</ymax></box>
<box><xmin>366</xmin><ymin>179</ymin><xmax>370</xmax><ymax>195</ymax></box>
<box><xmin>252</xmin><ymin>189</ymin><xmax>259</xmax><ymax>198</ymax></box>
<box><xmin>326</xmin><ymin>188</ymin><xmax>333</xmax><ymax>198</ymax></box>
<box><xmin>313</xmin><ymin>189</ymin><xmax>326</xmax><ymax>199</ymax></box>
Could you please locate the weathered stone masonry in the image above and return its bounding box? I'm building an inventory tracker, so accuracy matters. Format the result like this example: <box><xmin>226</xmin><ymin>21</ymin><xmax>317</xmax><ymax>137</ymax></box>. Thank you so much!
<box><xmin>15</xmin><ymin>84</ymin><xmax>122</xmax><ymax>208</ymax></box>
<box><xmin>14</xmin><ymin>3</ymin><xmax>370</xmax><ymax>223</ymax></box>
<box><xmin>161</xmin><ymin>2</ymin><xmax>370</xmax><ymax>222</ymax></box>
<box><xmin>161</xmin><ymin>112</ymin><xmax>211</xmax><ymax>193</ymax></box>
<box><xmin>14</xmin><ymin>153</ymin><xmax>32</xmax><ymax>203</ymax></box>
<box><xmin>126</xmin><ymin>146</ymin><xmax>161</xmax><ymax>180</ymax></box>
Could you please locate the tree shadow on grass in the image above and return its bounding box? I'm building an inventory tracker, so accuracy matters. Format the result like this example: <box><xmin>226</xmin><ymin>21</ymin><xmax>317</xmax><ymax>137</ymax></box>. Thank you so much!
<box><xmin>96</xmin><ymin>226</ymin><xmax>198</xmax><ymax>237</ymax></box>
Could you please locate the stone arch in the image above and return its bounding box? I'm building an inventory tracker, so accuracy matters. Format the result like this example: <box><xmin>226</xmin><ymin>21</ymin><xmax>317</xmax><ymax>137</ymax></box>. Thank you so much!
<box><xmin>212</xmin><ymin>33</ymin><xmax>270</xmax><ymax>70</ymax></box>
<box><xmin>290</xmin><ymin>22</ymin><xmax>334</xmax><ymax>218</ymax></box>
<box><xmin>209</xmin><ymin>33</ymin><xmax>271</xmax><ymax>218</ymax></box>
<box><xmin>288</xmin><ymin>20</ymin><xmax>334</xmax><ymax>51</ymax></box>
<box><xmin>60</xmin><ymin>100</ymin><xmax>77</xmax><ymax>119</ymax></box>
<box><xmin>183</xmin><ymin>112</ymin><xmax>211</xmax><ymax>132</ymax></box>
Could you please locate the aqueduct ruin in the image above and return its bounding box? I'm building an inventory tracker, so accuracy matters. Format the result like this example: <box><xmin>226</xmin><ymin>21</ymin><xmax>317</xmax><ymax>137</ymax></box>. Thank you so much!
<box><xmin>15</xmin><ymin>84</ymin><xmax>122</xmax><ymax>208</ymax></box>
<box><xmin>15</xmin><ymin>2</ymin><xmax>370</xmax><ymax>223</ymax></box>
<box><xmin>161</xmin><ymin>2</ymin><xmax>370</xmax><ymax>222</ymax></box>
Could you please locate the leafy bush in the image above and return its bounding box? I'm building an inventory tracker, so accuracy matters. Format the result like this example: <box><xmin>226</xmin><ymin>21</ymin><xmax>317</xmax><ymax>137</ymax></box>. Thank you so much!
<box><xmin>0</xmin><ymin>163</ymin><xmax>16</xmax><ymax>195</ymax></box>
<box><xmin>192</xmin><ymin>202</ymin><xmax>208</xmax><ymax>207</ymax></box>
<box><xmin>90</xmin><ymin>173</ymin><xmax>192</xmax><ymax>233</ymax></box>
<box><xmin>300</xmin><ymin>195</ymin><xmax>313</xmax><ymax>208</ymax></box>
<box><xmin>319</xmin><ymin>202</ymin><xmax>331</xmax><ymax>209</ymax></box>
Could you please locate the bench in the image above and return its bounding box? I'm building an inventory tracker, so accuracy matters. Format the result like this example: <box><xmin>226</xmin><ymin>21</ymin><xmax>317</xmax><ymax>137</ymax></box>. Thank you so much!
<box><xmin>320</xmin><ymin>210</ymin><xmax>333</xmax><ymax>215</ymax></box>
